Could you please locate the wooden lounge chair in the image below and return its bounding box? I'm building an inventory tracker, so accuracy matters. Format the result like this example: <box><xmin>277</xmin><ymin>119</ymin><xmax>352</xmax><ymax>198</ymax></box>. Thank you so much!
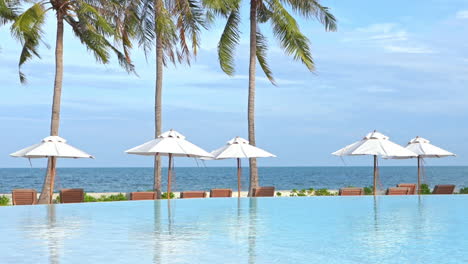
<box><xmin>60</xmin><ymin>188</ymin><xmax>84</xmax><ymax>203</ymax></box>
<box><xmin>397</xmin><ymin>183</ymin><xmax>417</xmax><ymax>194</ymax></box>
<box><xmin>210</xmin><ymin>189</ymin><xmax>232</xmax><ymax>198</ymax></box>
<box><xmin>131</xmin><ymin>192</ymin><xmax>156</xmax><ymax>200</ymax></box>
<box><xmin>339</xmin><ymin>187</ymin><xmax>364</xmax><ymax>196</ymax></box>
<box><xmin>180</xmin><ymin>191</ymin><xmax>206</xmax><ymax>199</ymax></box>
<box><xmin>12</xmin><ymin>189</ymin><xmax>37</xmax><ymax>205</ymax></box>
<box><xmin>386</xmin><ymin>187</ymin><xmax>411</xmax><ymax>195</ymax></box>
<box><xmin>433</xmin><ymin>184</ymin><xmax>455</xmax><ymax>194</ymax></box>
<box><xmin>252</xmin><ymin>186</ymin><xmax>275</xmax><ymax>197</ymax></box>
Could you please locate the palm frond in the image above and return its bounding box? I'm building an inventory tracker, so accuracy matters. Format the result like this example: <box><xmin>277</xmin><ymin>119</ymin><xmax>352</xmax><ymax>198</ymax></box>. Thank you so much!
<box><xmin>64</xmin><ymin>0</ymin><xmax>135</xmax><ymax>73</ymax></box>
<box><xmin>217</xmin><ymin>8</ymin><xmax>240</xmax><ymax>75</ymax></box>
<box><xmin>256</xmin><ymin>30</ymin><xmax>275</xmax><ymax>85</ymax></box>
<box><xmin>202</xmin><ymin>0</ymin><xmax>240</xmax><ymax>16</ymax></box>
<box><xmin>174</xmin><ymin>0</ymin><xmax>205</xmax><ymax>63</ymax></box>
<box><xmin>267</xmin><ymin>0</ymin><xmax>315</xmax><ymax>71</ymax></box>
<box><xmin>64</xmin><ymin>15</ymin><xmax>110</xmax><ymax>64</ymax></box>
<box><xmin>280</xmin><ymin>0</ymin><xmax>336</xmax><ymax>31</ymax></box>
<box><xmin>10</xmin><ymin>2</ymin><xmax>47</xmax><ymax>83</ymax></box>
<box><xmin>0</xmin><ymin>0</ymin><xmax>20</xmax><ymax>26</ymax></box>
<box><xmin>155</xmin><ymin>3</ymin><xmax>178</xmax><ymax>66</ymax></box>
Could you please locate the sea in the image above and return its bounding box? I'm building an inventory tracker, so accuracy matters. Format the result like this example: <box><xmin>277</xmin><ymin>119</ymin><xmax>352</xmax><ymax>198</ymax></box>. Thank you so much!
<box><xmin>0</xmin><ymin>166</ymin><xmax>467</xmax><ymax>193</ymax></box>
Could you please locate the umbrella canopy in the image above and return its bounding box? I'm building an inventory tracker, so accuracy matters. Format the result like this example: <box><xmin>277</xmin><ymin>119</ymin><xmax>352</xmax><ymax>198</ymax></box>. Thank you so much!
<box><xmin>126</xmin><ymin>130</ymin><xmax>212</xmax><ymax>158</ymax></box>
<box><xmin>10</xmin><ymin>136</ymin><xmax>93</xmax><ymax>204</ymax></box>
<box><xmin>405</xmin><ymin>136</ymin><xmax>455</xmax><ymax>158</ymax></box>
<box><xmin>210</xmin><ymin>137</ymin><xmax>275</xmax><ymax>198</ymax></box>
<box><xmin>126</xmin><ymin>129</ymin><xmax>212</xmax><ymax>199</ymax></box>
<box><xmin>211</xmin><ymin>137</ymin><xmax>276</xmax><ymax>159</ymax></box>
<box><xmin>10</xmin><ymin>136</ymin><xmax>94</xmax><ymax>159</ymax></box>
<box><xmin>332</xmin><ymin>130</ymin><xmax>417</xmax><ymax>195</ymax></box>
<box><xmin>332</xmin><ymin>131</ymin><xmax>417</xmax><ymax>158</ymax></box>
<box><xmin>385</xmin><ymin>136</ymin><xmax>455</xmax><ymax>194</ymax></box>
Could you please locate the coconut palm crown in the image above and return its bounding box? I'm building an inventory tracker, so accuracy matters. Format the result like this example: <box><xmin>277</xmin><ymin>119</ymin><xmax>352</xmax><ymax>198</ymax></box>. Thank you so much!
<box><xmin>1</xmin><ymin>0</ymin><xmax>135</xmax><ymax>203</ymax></box>
<box><xmin>113</xmin><ymin>0</ymin><xmax>206</xmax><ymax>198</ymax></box>
<box><xmin>205</xmin><ymin>0</ymin><xmax>337</xmax><ymax>194</ymax></box>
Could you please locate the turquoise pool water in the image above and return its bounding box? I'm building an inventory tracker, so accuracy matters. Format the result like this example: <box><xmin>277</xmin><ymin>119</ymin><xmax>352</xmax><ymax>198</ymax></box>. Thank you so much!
<box><xmin>0</xmin><ymin>196</ymin><xmax>467</xmax><ymax>263</ymax></box>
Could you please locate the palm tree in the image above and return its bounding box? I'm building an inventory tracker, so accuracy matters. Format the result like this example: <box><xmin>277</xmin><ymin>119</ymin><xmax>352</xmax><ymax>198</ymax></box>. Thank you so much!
<box><xmin>1</xmin><ymin>0</ymin><xmax>134</xmax><ymax>204</ymax></box>
<box><xmin>119</xmin><ymin>0</ymin><xmax>205</xmax><ymax>198</ymax></box>
<box><xmin>207</xmin><ymin>0</ymin><xmax>337</xmax><ymax>196</ymax></box>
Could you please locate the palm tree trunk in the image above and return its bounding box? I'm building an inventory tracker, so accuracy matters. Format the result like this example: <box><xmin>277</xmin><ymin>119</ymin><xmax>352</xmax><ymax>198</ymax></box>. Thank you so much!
<box><xmin>153</xmin><ymin>0</ymin><xmax>163</xmax><ymax>199</ymax></box>
<box><xmin>247</xmin><ymin>0</ymin><xmax>258</xmax><ymax>197</ymax></box>
<box><xmin>38</xmin><ymin>11</ymin><xmax>64</xmax><ymax>204</ymax></box>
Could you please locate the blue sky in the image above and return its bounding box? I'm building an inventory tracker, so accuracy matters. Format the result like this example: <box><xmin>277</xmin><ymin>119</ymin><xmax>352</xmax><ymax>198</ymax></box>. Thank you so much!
<box><xmin>1</xmin><ymin>0</ymin><xmax>467</xmax><ymax>168</ymax></box>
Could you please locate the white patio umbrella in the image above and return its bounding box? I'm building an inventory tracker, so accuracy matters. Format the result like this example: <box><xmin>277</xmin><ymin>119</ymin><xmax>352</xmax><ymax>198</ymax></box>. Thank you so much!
<box><xmin>386</xmin><ymin>136</ymin><xmax>455</xmax><ymax>194</ymax></box>
<box><xmin>332</xmin><ymin>131</ymin><xmax>417</xmax><ymax>195</ymax></box>
<box><xmin>209</xmin><ymin>137</ymin><xmax>276</xmax><ymax>197</ymax></box>
<box><xmin>125</xmin><ymin>129</ymin><xmax>213</xmax><ymax>199</ymax></box>
<box><xmin>10</xmin><ymin>136</ymin><xmax>94</xmax><ymax>203</ymax></box>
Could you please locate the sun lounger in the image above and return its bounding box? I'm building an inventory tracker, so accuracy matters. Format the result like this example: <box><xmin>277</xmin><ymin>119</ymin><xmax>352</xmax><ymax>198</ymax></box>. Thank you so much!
<box><xmin>210</xmin><ymin>189</ymin><xmax>232</xmax><ymax>198</ymax></box>
<box><xmin>252</xmin><ymin>186</ymin><xmax>275</xmax><ymax>197</ymax></box>
<box><xmin>12</xmin><ymin>189</ymin><xmax>37</xmax><ymax>205</ymax></box>
<box><xmin>397</xmin><ymin>183</ymin><xmax>417</xmax><ymax>194</ymax></box>
<box><xmin>339</xmin><ymin>187</ymin><xmax>364</xmax><ymax>196</ymax></box>
<box><xmin>131</xmin><ymin>192</ymin><xmax>156</xmax><ymax>200</ymax></box>
<box><xmin>60</xmin><ymin>188</ymin><xmax>84</xmax><ymax>203</ymax></box>
<box><xmin>386</xmin><ymin>187</ymin><xmax>411</xmax><ymax>195</ymax></box>
<box><xmin>180</xmin><ymin>191</ymin><xmax>207</xmax><ymax>199</ymax></box>
<box><xmin>432</xmin><ymin>184</ymin><xmax>455</xmax><ymax>194</ymax></box>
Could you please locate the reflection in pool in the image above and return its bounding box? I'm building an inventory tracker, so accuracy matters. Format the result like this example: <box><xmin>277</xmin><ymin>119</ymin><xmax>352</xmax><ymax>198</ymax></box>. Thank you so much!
<box><xmin>1</xmin><ymin>196</ymin><xmax>467</xmax><ymax>263</ymax></box>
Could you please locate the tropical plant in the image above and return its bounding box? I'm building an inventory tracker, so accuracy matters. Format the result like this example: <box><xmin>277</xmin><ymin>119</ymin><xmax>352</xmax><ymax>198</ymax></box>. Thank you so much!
<box><xmin>314</xmin><ymin>188</ymin><xmax>333</xmax><ymax>196</ymax></box>
<box><xmin>207</xmin><ymin>0</ymin><xmax>337</xmax><ymax>196</ymax></box>
<box><xmin>363</xmin><ymin>186</ymin><xmax>373</xmax><ymax>195</ymax></box>
<box><xmin>161</xmin><ymin>192</ymin><xmax>175</xmax><ymax>199</ymax></box>
<box><xmin>420</xmin><ymin>184</ymin><xmax>431</xmax><ymax>195</ymax></box>
<box><xmin>118</xmin><ymin>0</ymin><xmax>205</xmax><ymax>198</ymax></box>
<box><xmin>2</xmin><ymin>0</ymin><xmax>134</xmax><ymax>204</ymax></box>
<box><xmin>459</xmin><ymin>187</ymin><xmax>468</xmax><ymax>194</ymax></box>
<box><xmin>0</xmin><ymin>195</ymin><xmax>10</xmax><ymax>206</ymax></box>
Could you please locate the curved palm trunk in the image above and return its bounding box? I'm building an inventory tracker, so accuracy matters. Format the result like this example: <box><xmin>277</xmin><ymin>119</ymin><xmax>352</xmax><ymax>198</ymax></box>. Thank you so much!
<box><xmin>247</xmin><ymin>0</ymin><xmax>258</xmax><ymax>197</ymax></box>
<box><xmin>153</xmin><ymin>0</ymin><xmax>163</xmax><ymax>199</ymax></box>
<box><xmin>38</xmin><ymin>11</ymin><xmax>64</xmax><ymax>204</ymax></box>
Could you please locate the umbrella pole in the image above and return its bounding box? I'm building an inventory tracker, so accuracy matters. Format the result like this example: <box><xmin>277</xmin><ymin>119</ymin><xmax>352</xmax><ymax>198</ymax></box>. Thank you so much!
<box><xmin>167</xmin><ymin>154</ymin><xmax>173</xmax><ymax>200</ymax></box>
<box><xmin>237</xmin><ymin>158</ymin><xmax>241</xmax><ymax>198</ymax></box>
<box><xmin>373</xmin><ymin>155</ymin><xmax>377</xmax><ymax>196</ymax></box>
<box><xmin>417</xmin><ymin>156</ymin><xmax>421</xmax><ymax>195</ymax></box>
<box><xmin>49</xmin><ymin>157</ymin><xmax>56</xmax><ymax>204</ymax></box>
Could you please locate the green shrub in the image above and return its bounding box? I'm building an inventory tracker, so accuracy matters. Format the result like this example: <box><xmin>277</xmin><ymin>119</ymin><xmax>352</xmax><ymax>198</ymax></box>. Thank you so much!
<box><xmin>459</xmin><ymin>187</ymin><xmax>468</xmax><ymax>194</ymax></box>
<box><xmin>84</xmin><ymin>194</ymin><xmax>98</xmax><ymax>202</ymax></box>
<box><xmin>420</xmin><ymin>184</ymin><xmax>431</xmax><ymax>195</ymax></box>
<box><xmin>276</xmin><ymin>192</ymin><xmax>282</xmax><ymax>196</ymax></box>
<box><xmin>98</xmin><ymin>193</ymin><xmax>127</xmax><ymax>202</ymax></box>
<box><xmin>0</xmin><ymin>195</ymin><xmax>10</xmax><ymax>206</ymax></box>
<box><xmin>84</xmin><ymin>193</ymin><xmax>127</xmax><ymax>202</ymax></box>
<box><xmin>307</xmin><ymin>188</ymin><xmax>315</xmax><ymax>195</ymax></box>
<box><xmin>364</xmin><ymin>186</ymin><xmax>373</xmax><ymax>195</ymax></box>
<box><xmin>314</xmin><ymin>188</ymin><xmax>332</xmax><ymax>196</ymax></box>
<box><xmin>161</xmin><ymin>192</ymin><xmax>175</xmax><ymax>199</ymax></box>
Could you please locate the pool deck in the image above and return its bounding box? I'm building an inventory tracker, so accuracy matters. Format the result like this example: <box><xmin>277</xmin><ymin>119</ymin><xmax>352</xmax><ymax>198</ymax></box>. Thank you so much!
<box><xmin>0</xmin><ymin>190</ymin><xmax>341</xmax><ymax>205</ymax></box>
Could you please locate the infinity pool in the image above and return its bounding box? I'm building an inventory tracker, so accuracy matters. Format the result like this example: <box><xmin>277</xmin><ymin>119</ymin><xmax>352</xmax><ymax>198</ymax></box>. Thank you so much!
<box><xmin>1</xmin><ymin>196</ymin><xmax>467</xmax><ymax>263</ymax></box>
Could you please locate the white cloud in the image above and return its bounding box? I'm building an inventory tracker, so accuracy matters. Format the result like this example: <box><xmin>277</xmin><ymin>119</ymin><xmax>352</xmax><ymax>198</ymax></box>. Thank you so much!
<box><xmin>361</xmin><ymin>86</ymin><xmax>396</xmax><ymax>93</ymax></box>
<box><xmin>456</xmin><ymin>10</ymin><xmax>468</xmax><ymax>19</ymax></box>
<box><xmin>384</xmin><ymin>45</ymin><xmax>434</xmax><ymax>54</ymax></box>
<box><xmin>343</xmin><ymin>23</ymin><xmax>435</xmax><ymax>54</ymax></box>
